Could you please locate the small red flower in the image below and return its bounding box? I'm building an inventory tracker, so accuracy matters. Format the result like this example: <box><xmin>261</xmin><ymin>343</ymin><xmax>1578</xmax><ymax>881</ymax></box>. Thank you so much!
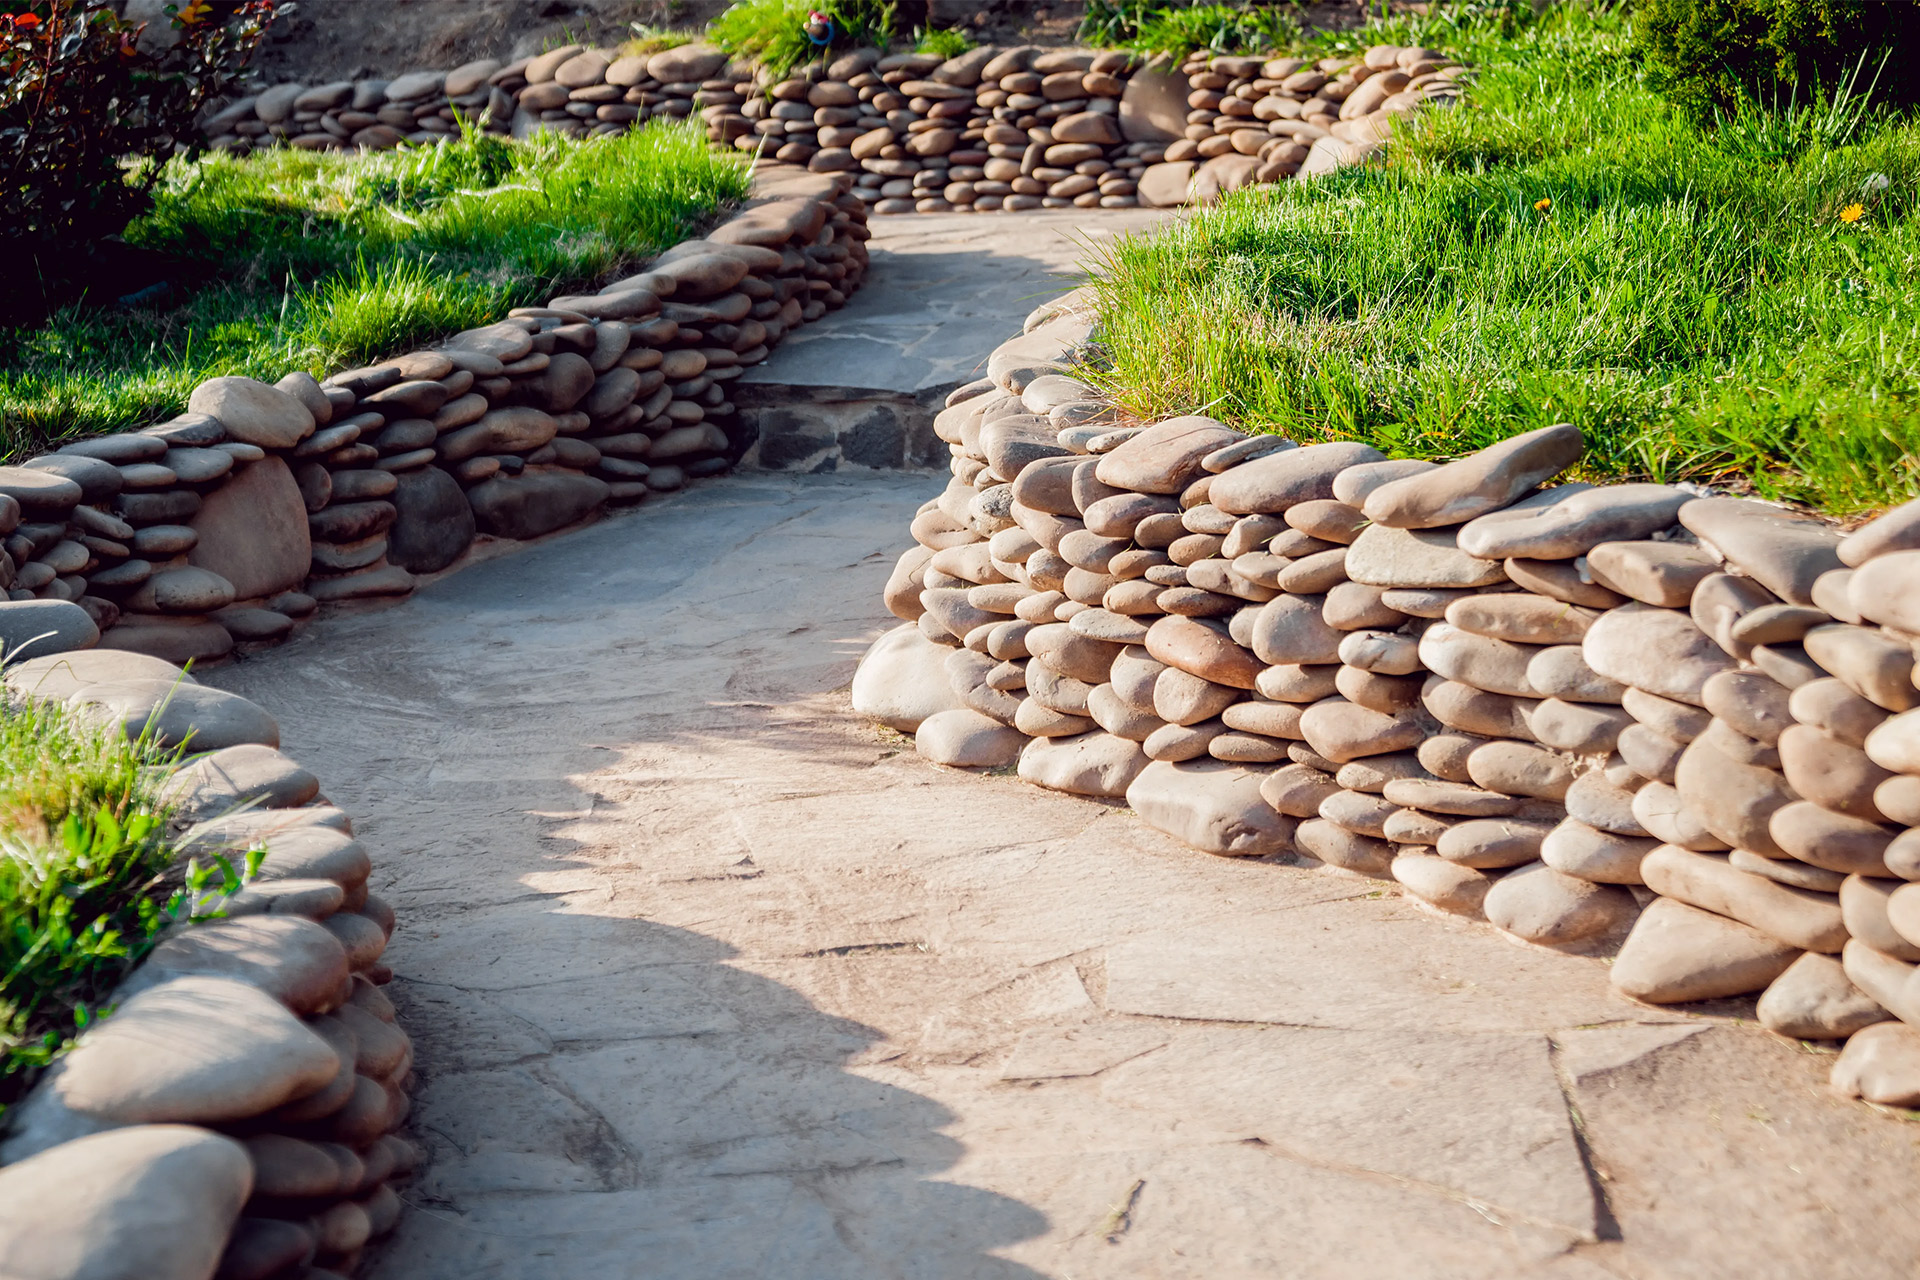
<box><xmin>11</xmin><ymin>13</ymin><xmax>43</xmax><ymax>28</ymax></box>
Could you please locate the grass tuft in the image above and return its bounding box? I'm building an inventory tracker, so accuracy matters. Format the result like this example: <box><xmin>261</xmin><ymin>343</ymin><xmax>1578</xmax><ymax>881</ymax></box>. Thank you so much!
<box><xmin>621</xmin><ymin>23</ymin><xmax>697</xmax><ymax>57</ymax></box>
<box><xmin>914</xmin><ymin>24</ymin><xmax>975</xmax><ymax>61</ymax></box>
<box><xmin>1079</xmin><ymin>1</ymin><xmax>1301</xmax><ymax>59</ymax></box>
<box><xmin>1088</xmin><ymin>4</ymin><xmax>1920</xmax><ymax>516</ymax></box>
<box><xmin>709</xmin><ymin>0</ymin><xmax>896</xmax><ymax>77</ymax></box>
<box><xmin>0</xmin><ymin>691</ymin><xmax>182</xmax><ymax>1108</ymax></box>
<box><xmin>0</xmin><ymin>120</ymin><xmax>749</xmax><ymax>459</ymax></box>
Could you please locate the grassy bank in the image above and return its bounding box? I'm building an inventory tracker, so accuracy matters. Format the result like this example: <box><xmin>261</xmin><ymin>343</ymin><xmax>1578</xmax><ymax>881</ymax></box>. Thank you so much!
<box><xmin>0</xmin><ymin>694</ymin><xmax>182</xmax><ymax>1108</ymax></box>
<box><xmin>1089</xmin><ymin>6</ymin><xmax>1920</xmax><ymax>516</ymax></box>
<box><xmin>0</xmin><ymin>119</ymin><xmax>750</xmax><ymax>461</ymax></box>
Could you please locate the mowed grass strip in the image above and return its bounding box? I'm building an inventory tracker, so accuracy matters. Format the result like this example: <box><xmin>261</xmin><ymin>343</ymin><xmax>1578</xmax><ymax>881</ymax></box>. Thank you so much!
<box><xmin>0</xmin><ymin>119</ymin><xmax>750</xmax><ymax>460</ymax></box>
<box><xmin>1087</xmin><ymin>7</ymin><xmax>1920</xmax><ymax>516</ymax></box>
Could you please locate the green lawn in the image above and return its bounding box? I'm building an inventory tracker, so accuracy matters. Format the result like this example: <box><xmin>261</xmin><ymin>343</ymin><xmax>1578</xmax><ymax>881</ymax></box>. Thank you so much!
<box><xmin>1088</xmin><ymin>5</ymin><xmax>1920</xmax><ymax>517</ymax></box>
<box><xmin>0</xmin><ymin>120</ymin><xmax>750</xmax><ymax>461</ymax></box>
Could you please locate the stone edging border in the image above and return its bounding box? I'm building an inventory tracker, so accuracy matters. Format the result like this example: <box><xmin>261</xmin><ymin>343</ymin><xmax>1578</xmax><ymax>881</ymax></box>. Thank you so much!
<box><xmin>0</xmin><ymin>650</ymin><xmax>407</xmax><ymax>1279</ymax></box>
<box><xmin>0</xmin><ymin>168</ymin><xmax>868</xmax><ymax>671</ymax></box>
<box><xmin>199</xmin><ymin>40</ymin><xmax>1467</xmax><ymax>212</ymax></box>
<box><xmin>858</xmin><ymin>290</ymin><xmax>1920</xmax><ymax>1111</ymax></box>
<box><xmin>0</xmin><ymin>166</ymin><xmax>870</xmax><ymax>1279</ymax></box>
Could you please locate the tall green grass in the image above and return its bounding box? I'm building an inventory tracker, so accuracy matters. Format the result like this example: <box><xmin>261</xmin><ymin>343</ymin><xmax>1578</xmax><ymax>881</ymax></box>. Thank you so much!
<box><xmin>914</xmin><ymin>24</ymin><xmax>975</xmax><ymax>60</ymax></box>
<box><xmin>1088</xmin><ymin>6</ymin><xmax>1920</xmax><ymax>516</ymax></box>
<box><xmin>1079</xmin><ymin>1</ymin><xmax>1303</xmax><ymax>59</ymax></box>
<box><xmin>0</xmin><ymin>694</ymin><xmax>180</xmax><ymax>1107</ymax></box>
<box><xmin>0</xmin><ymin>120</ymin><xmax>750</xmax><ymax>460</ymax></box>
<box><xmin>709</xmin><ymin>0</ymin><xmax>896</xmax><ymax>76</ymax></box>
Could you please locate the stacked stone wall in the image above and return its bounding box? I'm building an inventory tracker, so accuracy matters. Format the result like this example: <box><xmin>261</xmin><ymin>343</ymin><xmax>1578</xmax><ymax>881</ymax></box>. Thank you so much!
<box><xmin>0</xmin><ymin>169</ymin><xmax>867</xmax><ymax>668</ymax></box>
<box><xmin>857</xmin><ymin>292</ymin><xmax>1920</xmax><ymax>1109</ymax></box>
<box><xmin>0</xmin><ymin>652</ymin><xmax>411</xmax><ymax>1280</ymax></box>
<box><xmin>0</xmin><ymin>171</ymin><xmax>868</xmax><ymax>1277</ymax></box>
<box><xmin>198</xmin><ymin>40</ymin><xmax>1468</xmax><ymax>210</ymax></box>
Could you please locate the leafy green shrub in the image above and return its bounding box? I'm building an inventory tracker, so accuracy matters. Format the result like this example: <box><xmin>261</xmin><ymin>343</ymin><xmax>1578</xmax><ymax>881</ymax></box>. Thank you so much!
<box><xmin>0</xmin><ymin>0</ymin><xmax>286</xmax><ymax>319</ymax></box>
<box><xmin>0</xmin><ymin>692</ymin><xmax>182</xmax><ymax>1107</ymax></box>
<box><xmin>1634</xmin><ymin>0</ymin><xmax>1920</xmax><ymax>122</ymax></box>
<box><xmin>709</xmin><ymin>0</ymin><xmax>895</xmax><ymax>76</ymax></box>
<box><xmin>1079</xmin><ymin>0</ymin><xmax>1300</xmax><ymax>58</ymax></box>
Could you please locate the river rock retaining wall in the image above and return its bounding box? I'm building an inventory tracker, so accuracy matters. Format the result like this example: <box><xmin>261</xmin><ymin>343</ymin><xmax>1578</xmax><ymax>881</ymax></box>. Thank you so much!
<box><xmin>0</xmin><ymin>169</ymin><xmax>866</xmax><ymax>668</ymax></box>
<box><xmin>0</xmin><ymin>168</ymin><xmax>869</xmax><ymax>1280</ymax></box>
<box><xmin>0</xmin><ymin>649</ymin><xmax>410</xmax><ymax>1280</ymax></box>
<box><xmin>856</xmin><ymin>292</ymin><xmax>1920</xmax><ymax>1109</ymax></box>
<box><xmin>199</xmin><ymin>41</ymin><xmax>1467</xmax><ymax>210</ymax></box>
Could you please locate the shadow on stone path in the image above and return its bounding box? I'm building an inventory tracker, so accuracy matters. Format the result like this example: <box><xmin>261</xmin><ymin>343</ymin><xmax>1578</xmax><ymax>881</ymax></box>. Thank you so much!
<box><xmin>202</xmin><ymin>477</ymin><xmax>1920</xmax><ymax>1277</ymax></box>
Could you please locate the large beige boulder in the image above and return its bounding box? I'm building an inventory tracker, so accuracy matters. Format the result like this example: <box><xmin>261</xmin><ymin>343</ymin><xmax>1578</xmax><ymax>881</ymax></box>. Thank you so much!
<box><xmin>188</xmin><ymin>457</ymin><xmax>311</xmax><ymax>599</ymax></box>
<box><xmin>1125</xmin><ymin>758</ymin><xmax>1296</xmax><ymax>856</ymax></box>
<box><xmin>851</xmin><ymin>624</ymin><xmax>965</xmax><ymax>732</ymax></box>
<box><xmin>1118</xmin><ymin>59</ymin><xmax>1187</xmax><ymax>142</ymax></box>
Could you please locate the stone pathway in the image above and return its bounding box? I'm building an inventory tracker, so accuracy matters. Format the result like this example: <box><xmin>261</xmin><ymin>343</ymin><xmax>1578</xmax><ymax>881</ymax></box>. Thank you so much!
<box><xmin>206</xmin><ymin>471</ymin><xmax>1920</xmax><ymax>1280</ymax></box>
<box><xmin>740</xmin><ymin>206</ymin><xmax>1170</xmax><ymax>397</ymax></box>
<box><xmin>199</xmin><ymin>211</ymin><xmax>1920</xmax><ymax>1278</ymax></box>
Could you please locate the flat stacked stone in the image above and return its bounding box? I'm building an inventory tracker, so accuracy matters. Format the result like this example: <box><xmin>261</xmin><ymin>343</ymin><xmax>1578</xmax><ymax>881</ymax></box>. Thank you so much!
<box><xmin>864</xmin><ymin>368</ymin><xmax>1052</xmax><ymax>765</ymax></box>
<box><xmin>1762</xmin><ymin>494</ymin><xmax>1920</xmax><ymax>1071</ymax></box>
<box><xmin>14</xmin><ymin>168</ymin><xmax>865</xmax><ymax>662</ymax></box>
<box><xmin>852</xmin><ymin>271</ymin><xmax>1920</xmax><ymax>1113</ymax></box>
<box><xmin>198</xmin><ymin>44</ymin><xmax>745</xmax><ymax>154</ymax></box>
<box><xmin>2</xmin><ymin>461</ymin><xmax>87</xmax><ymax>608</ymax></box>
<box><xmin>1152</xmin><ymin>440</ymin><xmax>1392</xmax><ymax>876</ymax></box>
<box><xmin>202</xmin><ymin>40</ymin><xmax>1466</xmax><ymax>211</ymax></box>
<box><xmin>1388</xmin><ymin>476</ymin><xmax>1684</xmax><ymax>941</ymax></box>
<box><xmin>876</xmin><ymin>337</ymin><xmax>1313</xmax><ymax>858</ymax></box>
<box><xmin>1588</xmin><ymin>495</ymin><xmax>1907</xmax><ymax>1048</ymax></box>
<box><xmin>1132</xmin><ymin>43</ymin><xmax>1467</xmax><ymax>206</ymax></box>
<box><xmin>1315</xmin><ymin>427</ymin><xmax>1616</xmax><ymax>937</ymax></box>
<box><xmin>0</xmin><ymin>649</ymin><xmax>419</xmax><ymax>1278</ymax></box>
<box><xmin>826</xmin><ymin>46</ymin><xmax>1150</xmax><ymax>215</ymax></box>
<box><xmin>281</xmin><ymin>353</ymin><xmax>424</xmax><ymax>606</ymax></box>
<box><xmin>22</xmin><ymin>404</ymin><xmax>268</xmax><ymax>664</ymax></box>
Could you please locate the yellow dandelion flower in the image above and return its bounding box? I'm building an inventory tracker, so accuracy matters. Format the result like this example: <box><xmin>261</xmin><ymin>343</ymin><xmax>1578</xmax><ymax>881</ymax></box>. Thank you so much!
<box><xmin>1534</xmin><ymin>197</ymin><xmax>1551</xmax><ymax>212</ymax></box>
<box><xmin>1839</xmin><ymin>203</ymin><xmax>1866</xmax><ymax>223</ymax></box>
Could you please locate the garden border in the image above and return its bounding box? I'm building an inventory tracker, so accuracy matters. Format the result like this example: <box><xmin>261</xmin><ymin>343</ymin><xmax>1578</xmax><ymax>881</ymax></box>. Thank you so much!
<box><xmin>0</xmin><ymin>166</ymin><xmax>872</xmax><ymax>669</ymax></box>
<box><xmin>858</xmin><ymin>288</ymin><xmax>1920</xmax><ymax>1112</ymax></box>
<box><xmin>0</xmin><ymin>164</ymin><xmax>873</xmax><ymax>1280</ymax></box>
<box><xmin>199</xmin><ymin>39</ymin><xmax>1467</xmax><ymax>214</ymax></box>
<box><xmin>0</xmin><ymin>649</ymin><xmax>412</xmax><ymax>1277</ymax></box>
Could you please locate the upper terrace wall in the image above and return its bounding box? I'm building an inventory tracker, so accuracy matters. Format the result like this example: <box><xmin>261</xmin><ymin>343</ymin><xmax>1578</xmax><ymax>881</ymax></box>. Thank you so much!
<box><xmin>200</xmin><ymin>39</ymin><xmax>1466</xmax><ymax>213</ymax></box>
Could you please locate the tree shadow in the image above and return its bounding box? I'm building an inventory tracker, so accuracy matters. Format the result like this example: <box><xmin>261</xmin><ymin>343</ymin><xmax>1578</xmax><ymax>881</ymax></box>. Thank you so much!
<box><xmin>372</xmin><ymin>908</ymin><xmax>1049</xmax><ymax>1279</ymax></box>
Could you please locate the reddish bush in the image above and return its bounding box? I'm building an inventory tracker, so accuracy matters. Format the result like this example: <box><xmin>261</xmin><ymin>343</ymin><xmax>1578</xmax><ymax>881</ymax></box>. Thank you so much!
<box><xmin>0</xmin><ymin>1</ymin><xmax>286</xmax><ymax>312</ymax></box>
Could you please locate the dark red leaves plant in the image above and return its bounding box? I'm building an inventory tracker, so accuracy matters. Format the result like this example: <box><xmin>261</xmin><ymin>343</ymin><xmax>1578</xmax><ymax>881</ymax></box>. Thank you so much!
<box><xmin>0</xmin><ymin>0</ymin><xmax>287</xmax><ymax>313</ymax></box>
